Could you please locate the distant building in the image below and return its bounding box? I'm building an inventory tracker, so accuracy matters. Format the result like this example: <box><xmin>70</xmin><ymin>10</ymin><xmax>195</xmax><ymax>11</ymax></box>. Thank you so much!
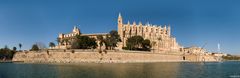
<box><xmin>183</xmin><ymin>46</ymin><xmax>206</xmax><ymax>54</ymax></box>
<box><xmin>211</xmin><ymin>53</ymin><xmax>227</xmax><ymax>57</ymax></box>
<box><xmin>55</xmin><ymin>26</ymin><xmax>108</xmax><ymax>49</ymax></box>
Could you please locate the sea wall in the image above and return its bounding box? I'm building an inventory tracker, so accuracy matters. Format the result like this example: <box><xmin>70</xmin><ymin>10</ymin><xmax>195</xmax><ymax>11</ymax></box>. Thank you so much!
<box><xmin>12</xmin><ymin>50</ymin><xmax>220</xmax><ymax>63</ymax></box>
<box><xmin>12</xmin><ymin>51</ymin><xmax>184</xmax><ymax>63</ymax></box>
<box><xmin>185</xmin><ymin>55</ymin><xmax>219</xmax><ymax>62</ymax></box>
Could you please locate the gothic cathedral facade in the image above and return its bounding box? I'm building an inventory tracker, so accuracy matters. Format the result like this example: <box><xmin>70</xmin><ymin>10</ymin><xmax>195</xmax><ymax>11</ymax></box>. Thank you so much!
<box><xmin>117</xmin><ymin>13</ymin><xmax>182</xmax><ymax>52</ymax></box>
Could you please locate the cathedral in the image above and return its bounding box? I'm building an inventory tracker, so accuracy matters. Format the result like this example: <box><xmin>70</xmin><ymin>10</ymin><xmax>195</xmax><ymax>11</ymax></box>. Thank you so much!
<box><xmin>54</xmin><ymin>13</ymin><xmax>182</xmax><ymax>52</ymax></box>
<box><xmin>117</xmin><ymin>13</ymin><xmax>182</xmax><ymax>52</ymax></box>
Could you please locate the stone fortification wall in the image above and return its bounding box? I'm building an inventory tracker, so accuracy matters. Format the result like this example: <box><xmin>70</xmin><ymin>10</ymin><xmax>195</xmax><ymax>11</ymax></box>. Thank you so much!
<box><xmin>12</xmin><ymin>51</ymin><xmax>184</xmax><ymax>63</ymax></box>
<box><xmin>185</xmin><ymin>55</ymin><xmax>220</xmax><ymax>62</ymax></box>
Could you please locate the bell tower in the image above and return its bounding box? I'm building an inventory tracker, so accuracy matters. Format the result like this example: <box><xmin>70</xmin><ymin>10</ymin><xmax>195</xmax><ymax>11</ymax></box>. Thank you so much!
<box><xmin>118</xmin><ymin>13</ymin><xmax>124</xmax><ymax>41</ymax></box>
<box><xmin>118</xmin><ymin>13</ymin><xmax>124</xmax><ymax>49</ymax></box>
<box><xmin>118</xmin><ymin>13</ymin><xmax>123</xmax><ymax>34</ymax></box>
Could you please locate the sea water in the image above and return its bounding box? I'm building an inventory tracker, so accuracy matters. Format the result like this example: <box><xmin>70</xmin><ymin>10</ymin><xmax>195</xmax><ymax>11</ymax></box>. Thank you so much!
<box><xmin>0</xmin><ymin>61</ymin><xmax>240</xmax><ymax>78</ymax></box>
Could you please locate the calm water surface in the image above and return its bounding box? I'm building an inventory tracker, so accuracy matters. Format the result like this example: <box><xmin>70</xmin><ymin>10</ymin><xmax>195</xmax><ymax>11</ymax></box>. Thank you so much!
<box><xmin>0</xmin><ymin>62</ymin><xmax>240</xmax><ymax>78</ymax></box>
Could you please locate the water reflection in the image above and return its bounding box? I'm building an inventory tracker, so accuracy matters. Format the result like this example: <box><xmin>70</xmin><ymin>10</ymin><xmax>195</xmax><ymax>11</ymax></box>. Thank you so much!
<box><xmin>0</xmin><ymin>62</ymin><xmax>240</xmax><ymax>78</ymax></box>
<box><xmin>54</xmin><ymin>63</ymin><xmax>181</xmax><ymax>78</ymax></box>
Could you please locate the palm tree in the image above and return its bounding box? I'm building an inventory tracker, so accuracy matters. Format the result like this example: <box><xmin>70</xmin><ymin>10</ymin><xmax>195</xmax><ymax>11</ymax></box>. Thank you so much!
<box><xmin>13</xmin><ymin>47</ymin><xmax>17</xmax><ymax>51</ymax></box>
<box><xmin>62</xmin><ymin>38</ymin><xmax>70</xmax><ymax>49</ymax></box>
<box><xmin>63</xmin><ymin>38</ymin><xmax>69</xmax><ymax>45</ymax></box>
<box><xmin>109</xmin><ymin>30</ymin><xmax>121</xmax><ymax>50</ymax></box>
<box><xmin>31</xmin><ymin>44</ymin><xmax>39</xmax><ymax>51</ymax></box>
<box><xmin>97</xmin><ymin>35</ymin><xmax>104</xmax><ymax>52</ymax></box>
<box><xmin>49</xmin><ymin>42</ymin><xmax>56</xmax><ymax>48</ymax></box>
<box><xmin>18</xmin><ymin>43</ymin><xmax>22</xmax><ymax>51</ymax></box>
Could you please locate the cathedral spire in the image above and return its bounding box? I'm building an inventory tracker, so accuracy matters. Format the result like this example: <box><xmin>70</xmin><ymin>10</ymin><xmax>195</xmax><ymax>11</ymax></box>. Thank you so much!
<box><xmin>167</xmin><ymin>26</ymin><xmax>171</xmax><ymax>36</ymax></box>
<box><xmin>133</xmin><ymin>21</ymin><xmax>136</xmax><ymax>26</ymax></box>
<box><xmin>139</xmin><ymin>22</ymin><xmax>142</xmax><ymax>26</ymax></box>
<box><xmin>118</xmin><ymin>12</ymin><xmax>123</xmax><ymax>25</ymax></box>
<box><xmin>118</xmin><ymin>13</ymin><xmax>122</xmax><ymax>19</ymax></box>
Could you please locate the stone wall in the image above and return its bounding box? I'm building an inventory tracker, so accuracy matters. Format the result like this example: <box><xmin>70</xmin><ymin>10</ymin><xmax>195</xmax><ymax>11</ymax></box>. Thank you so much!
<box><xmin>12</xmin><ymin>50</ymin><xmax>220</xmax><ymax>63</ymax></box>
<box><xmin>12</xmin><ymin>51</ymin><xmax>184</xmax><ymax>63</ymax></box>
<box><xmin>185</xmin><ymin>55</ymin><xmax>220</xmax><ymax>62</ymax></box>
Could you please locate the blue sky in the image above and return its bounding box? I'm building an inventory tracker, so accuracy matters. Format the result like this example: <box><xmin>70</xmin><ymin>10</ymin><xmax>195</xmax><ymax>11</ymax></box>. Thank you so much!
<box><xmin>0</xmin><ymin>0</ymin><xmax>239</xmax><ymax>54</ymax></box>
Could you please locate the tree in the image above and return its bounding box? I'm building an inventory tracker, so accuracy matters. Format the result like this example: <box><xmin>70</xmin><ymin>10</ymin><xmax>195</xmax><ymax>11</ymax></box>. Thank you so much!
<box><xmin>18</xmin><ymin>43</ymin><xmax>22</xmax><ymax>50</ymax></box>
<box><xmin>103</xmin><ymin>35</ymin><xmax>111</xmax><ymax>50</ymax></box>
<box><xmin>0</xmin><ymin>45</ymin><xmax>15</xmax><ymax>60</ymax></box>
<box><xmin>13</xmin><ymin>47</ymin><xmax>17</xmax><ymax>51</ymax></box>
<box><xmin>31</xmin><ymin>44</ymin><xmax>39</xmax><ymax>51</ymax></box>
<box><xmin>71</xmin><ymin>35</ymin><xmax>97</xmax><ymax>49</ymax></box>
<box><xmin>89</xmin><ymin>38</ymin><xmax>97</xmax><ymax>49</ymax></box>
<box><xmin>35</xmin><ymin>42</ymin><xmax>46</xmax><ymax>50</ymax></box>
<box><xmin>125</xmin><ymin>36</ymin><xmax>151</xmax><ymax>51</ymax></box>
<box><xmin>4</xmin><ymin>45</ymin><xmax>9</xmax><ymax>50</ymax></box>
<box><xmin>97</xmin><ymin>35</ymin><xmax>104</xmax><ymax>51</ymax></box>
<box><xmin>142</xmin><ymin>39</ymin><xmax>151</xmax><ymax>51</ymax></box>
<box><xmin>151</xmin><ymin>41</ymin><xmax>156</xmax><ymax>52</ymax></box>
<box><xmin>126</xmin><ymin>36</ymin><xmax>144</xmax><ymax>50</ymax></box>
<box><xmin>56</xmin><ymin>38</ymin><xmax>61</xmax><ymax>45</ymax></box>
<box><xmin>104</xmin><ymin>30</ymin><xmax>121</xmax><ymax>50</ymax></box>
<box><xmin>49</xmin><ymin>42</ymin><xmax>55</xmax><ymax>48</ymax></box>
<box><xmin>63</xmin><ymin>38</ymin><xmax>70</xmax><ymax>45</ymax></box>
